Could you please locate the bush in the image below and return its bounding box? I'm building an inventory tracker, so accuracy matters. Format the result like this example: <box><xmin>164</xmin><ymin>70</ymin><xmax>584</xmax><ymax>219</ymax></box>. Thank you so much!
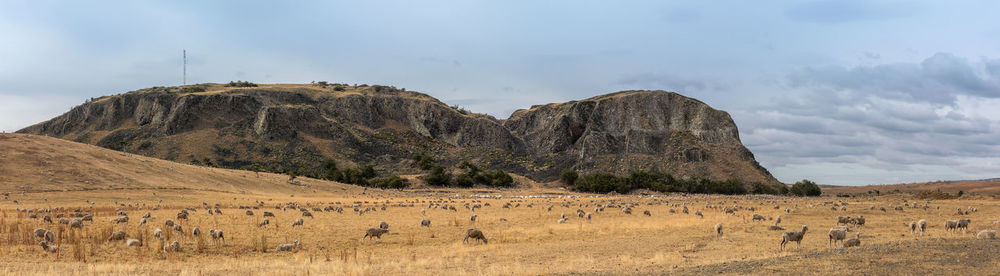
<box><xmin>179</xmin><ymin>86</ymin><xmax>206</xmax><ymax>93</ymax></box>
<box><xmin>412</xmin><ymin>152</ymin><xmax>437</xmax><ymax>170</ymax></box>
<box><xmin>574</xmin><ymin>173</ymin><xmax>627</xmax><ymax>194</ymax></box>
<box><xmin>789</xmin><ymin>179</ymin><xmax>821</xmax><ymax>196</ymax></box>
<box><xmin>560</xmin><ymin>169</ymin><xmax>579</xmax><ymax>185</ymax></box>
<box><xmin>370</xmin><ymin>175</ymin><xmax>409</xmax><ymax>189</ymax></box>
<box><xmin>423</xmin><ymin>166</ymin><xmax>452</xmax><ymax>186</ymax></box>
<box><xmin>225</xmin><ymin>80</ymin><xmax>258</xmax><ymax>87</ymax></box>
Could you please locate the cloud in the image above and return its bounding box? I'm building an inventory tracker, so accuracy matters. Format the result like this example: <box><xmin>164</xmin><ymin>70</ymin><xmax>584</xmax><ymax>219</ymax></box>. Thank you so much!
<box><xmin>789</xmin><ymin>53</ymin><xmax>1000</xmax><ymax>104</ymax></box>
<box><xmin>785</xmin><ymin>0</ymin><xmax>917</xmax><ymax>24</ymax></box>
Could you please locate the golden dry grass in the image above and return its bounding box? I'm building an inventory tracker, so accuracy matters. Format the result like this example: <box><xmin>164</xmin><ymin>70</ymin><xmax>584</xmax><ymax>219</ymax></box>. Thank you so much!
<box><xmin>3</xmin><ymin>134</ymin><xmax>1000</xmax><ymax>275</ymax></box>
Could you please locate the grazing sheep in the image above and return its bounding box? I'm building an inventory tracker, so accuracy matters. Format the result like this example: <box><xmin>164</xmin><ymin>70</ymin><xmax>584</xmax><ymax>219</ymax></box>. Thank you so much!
<box><xmin>246</xmin><ymin>210</ymin><xmax>254</xmax><ymax>216</ymax></box>
<box><xmin>694</xmin><ymin>210</ymin><xmax>703</xmax><ymax>218</ymax></box>
<box><xmin>918</xmin><ymin>219</ymin><xmax>927</xmax><ymax>235</ymax></box>
<box><xmin>715</xmin><ymin>223</ymin><xmax>723</xmax><ymax>237</ymax></box>
<box><xmin>829</xmin><ymin>227</ymin><xmax>849</xmax><ymax>248</ymax></box>
<box><xmin>775</xmin><ymin>216</ymin><xmax>782</xmax><ymax>225</ymax></box>
<box><xmin>70</xmin><ymin>218</ymin><xmax>83</xmax><ymax>229</ymax></box>
<box><xmin>38</xmin><ymin>241</ymin><xmax>58</xmax><ymax>253</ymax></box>
<box><xmin>909</xmin><ymin>221</ymin><xmax>917</xmax><ymax>234</ymax></box>
<box><xmin>945</xmin><ymin>220</ymin><xmax>959</xmax><ymax>232</ymax></box>
<box><xmin>643</xmin><ymin>210</ymin><xmax>652</xmax><ymax>216</ymax></box>
<box><xmin>499</xmin><ymin>217</ymin><xmax>508</xmax><ymax>222</ymax></box>
<box><xmin>209</xmin><ymin>229</ymin><xmax>225</xmax><ymax>245</ymax></box>
<box><xmin>33</xmin><ymin>228</ymin><xmax>50</xmax><ymax>242</ymax></box>
<box><xmin>463</xmin><ymin>228</ymin><xmax>488</xmax><ymax>244</ymax></box>
<box><xmin>59</xmin><ymin>217</ymin><xmax>69</xmax><ymax>225</ymax></box>
<box><xmin>108</xmin><ymin>231</ymin><xmax>127</xmax><ymax>241</ymax></box>
<box><xmin>163</xmin><ymin>241</ymin><xmax>180</xmax><ymax>253</ymax></box>
<box><xmin>276</xmin><ymin>240</ymin><xmax>300</xmax><ymax>252</ymax></box>
<box><xmin>165</xmin><ymin>220</ymin><xmax>174</xmax><ymax>227</ymax></box>
<box><xmin>292</xmin><ymin>218</ymin><xmax>305</xmax><ymax>227</ymax></box>
<box><xmin>958</xmin><ymin>219</ymin><xmax>972</xmax><ymax>232</ymax></box>
<box><xmin>843</xmin><ymin>233</ymin><xmax>861</xmax><ymax>248</ymax></box>
<box><xmin>176</xmin><ymin>212</ymin><xmax>188</xmax><ymax>220</ymax></box>
<box><xmin>259</xmin><ymin>219</ymin><xmax>270</xmax><ymax>227</ymax></box>
<box><xmin>126</xmin><ymin>239</ymin><xmax>142</xmax><ymax>247</ymax></box>
<box><xmin>142</xmin><ymin>212</ymin><xmax>151</xmax><ymax>219</ymax></box>
<box><xmin>768</xmin><ymin>225</ymin><xmax>786</xmax><ymax>231</ymax></box>
<box><xmin>836</xmin><ymin>216</ymin><xmax>851</xmax><ymax>225</ymax></box>
<box><xmin>752</xmin><ymin>214</ymin><xmax>765</xmax><ymax>222</ymax></box>
<box><xmin>470</xmin><ymin>214</ymin><xmax>478</xmax><ymax>221</ymax></box>
<box><xmin>977</xmin><ymin>230</ymin><xmax>997</xmax><ymax>240</ymax></box>
<box><xmin>420</xmin><ymin>219</ymin><xmax>431</xmax><ymax>227</ymax></box>
<box><xmin>363</xmin><ymin>228</ymin><xmax>390</xmax><ymax>242</ymax></box>
<box><xmin>154</xmin><ymin>228</ymin><xmax>163</xmax><ymax>240</ymax></box>
<box><xmin>558</xmin><ymin>217</ymin><xmax>568</xmax><ymax>224</ymax></box>
<box><xmin>585</xmin><ymin>212</ymin><xmax>592</xmax><ymax>222</ymax></box>
<box><xmin>302</xmin><ymin>211</ymin><xmax>314</xmax><ymax>218</ymax></box>
<box><xmin>43</xmin><ymin>215</ymin><xmax>52</xmax><ymax>223</ymax></box>
<box><xmin>112</xmin><ymin>216</ymin><xmax>129</xmax><ymax>224</ymax></box>
<box><xmin>380</xmin><ymin>221</ymin><xmax>390</xmax><ymax>229</ymax></box>
<box><xmin>173</xmin><ymin>224</ymin><xmax>183</xmax><ymax>234</ymax></box>
<box><xmin>780</xmin><ymin>225</ymin><xmax>809</xmax><ymax>251</ymax></box>
<box><xmin>263</xmin><ymin>211</ymin><xmax>275</xmax><ymax>217</ymax></box>
<box><xmin>192</xmin><ymin>227</ymin><xmax>201</xmax><ymax>237</ymax></box>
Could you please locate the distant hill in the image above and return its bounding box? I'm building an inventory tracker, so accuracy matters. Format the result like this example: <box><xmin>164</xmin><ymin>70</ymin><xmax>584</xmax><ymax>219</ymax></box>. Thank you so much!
<box><xmin>0</xmin><ymin>133</ymin><xmax>360</xmax><ymax>195</ymax></box>
<box><xmin>18</xmin><ymin>83</ymin><xmax>778</xmax><ymax>189</ymax></box>
<box><xmin>822</xmin><ymin>179</ymin><xmax>1000</xmax><ymax>195</ymax></box>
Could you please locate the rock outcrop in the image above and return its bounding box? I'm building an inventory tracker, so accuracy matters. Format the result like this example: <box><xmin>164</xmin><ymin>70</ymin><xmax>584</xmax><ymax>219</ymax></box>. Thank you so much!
<box><xmin>19</xmin><ymin>83</ymin><xmax>777</xmax><ymax>186</ymax></box>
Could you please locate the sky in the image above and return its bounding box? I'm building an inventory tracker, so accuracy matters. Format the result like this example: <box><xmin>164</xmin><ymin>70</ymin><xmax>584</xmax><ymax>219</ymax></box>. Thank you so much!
<box><xmin>1</xmin><ymin>1</ymin><xmax>999</xmax><ymax>185</ymax></box>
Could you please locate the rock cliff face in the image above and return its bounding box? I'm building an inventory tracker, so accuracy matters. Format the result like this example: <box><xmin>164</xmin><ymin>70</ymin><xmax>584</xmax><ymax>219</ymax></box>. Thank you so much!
<box><xmin>19</xmin><ymin>84</ymin><xmax>777</xmax><ymax>186</ymax></box>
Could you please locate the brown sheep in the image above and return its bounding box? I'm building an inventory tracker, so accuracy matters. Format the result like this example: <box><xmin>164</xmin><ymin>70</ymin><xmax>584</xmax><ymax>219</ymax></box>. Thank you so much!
<box><xmin>464</xmin><ymin>228</ymin><xmax>488</xmax><ymax>244</ymax></box>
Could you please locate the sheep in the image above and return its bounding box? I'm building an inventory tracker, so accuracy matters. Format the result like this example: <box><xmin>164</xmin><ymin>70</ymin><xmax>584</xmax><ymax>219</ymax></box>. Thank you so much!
<box><xmin>836</xmin><ymin>216</ymin><xmax>851</xmax><ymax>225</ymax></box>
<box><xmin>977</xmin><ymin>230</ymin><xmax>997</xmax><ymax>240</ymax></box>
<box><xmin>165</xmin><ymin>220</ymin><xmax>175</xmax><ymax>227</ymax></box>
<box><xmin>126</xmin><ymin>239</ymin><xmax>142</xmax><ymax>247</ymax></box>
<box><xmin>292</xmin><ymin>218</ymin><xmax>304</xmax><ymax>227</ymax></box>
<box><xmin>363</xmin><ymin>228</ymin><xmax>390</xmax><ymax>242</ymax></box>
<box><xmin>768</xmin><ymin>225</ymin><xmax>786</xmax><ymax>231</ymax></box>
<box><xmin>142</xmin><ymin>212</ymin><xmax>151</xmax><ymax>219</ymax></box>
<box><xmin>58</xmin><ymin>217</ymin><xmax>69</xmax><ymax>225</ymax></box>
<box><xmin>259</xmin><ymin>219</ymin><xmax>270</xmax><ymax>227</ymax></box>
<box><xmin>192</xmin><ymin>227</ymin><xmax>201</xmax><ymax>238</ymax></box>
<box><xmin>111</xmin><ymin>216</ymin><xmax>129</xmax><ymax>224</ymax></box>
<box><xmin>558</xmin><ymin>217</ymin><xmax>568</xmax><ymax>224</ymax></box>
<box><xmin>43</xmin><ymin>215</ymin><xmax>53</xmax><ymax>223</ymax></box>
<box><xmin>263</xmin><ymin>211</ymin><xmax>275</xmax><ymax>217</ymax></box>
<box><xmin>463</xmin><ymin>228</ymin><xmax>488</xmax><ymax>244</ymax></box>
<box><xmin>70</xmin><ymin>218</ymin><xmax>83</xmax><ymax>229</ymax></box>
<box><xmin>276</xmin><ymin>240</ymin><xmax>300</xmax><ymax>252</ymax></box>
<box><xmin>209</xmin><ymin>229</ymin><xmax>225</xmax><ymax>245</ymax></box>
<box><xmin>176</xmin><ymin>212</ymin><xmax>188</xmax><ymax>220</ymax></box>
<box><xmin>945</xmin><ymin>220</ymin><xmax>959</xmax><ymax>232</ymax></box>
<box><xmin>918</xmin><ymin>219</ymin><xmax>927</xmax><ymax>235</ymax></box>
<box><xmin>957</xmin><ymin>219</ymin><xmax>972</xmax><ymax>232</ymax></box>
<box><xmin>585</xmin><ymin>212</ymin><xmax>592</xmax><ymax>222</ymax></box>
<box><xmin>108</xmin><ymin>231</ymin><xmax>127</xmax><ymax>241</ymax></box>
<box><xmin>470</xmin><ymin>214</ymin><xmax>478</xmax><ymax>221</ymax></box>
<box><xmin>380</xmin><ymin>221</ymin><xmax>390</xmax><ymax>229</ymax></box>
<box><xmin>420</xmin><ymin>219</ymin><xmax>431</xmax><ymax>227</ymax></box>
<box><xmin>715</xmin><ymin>223</ymin><xmax>723</xmax><ymax>237</ymax></box>
<box><xmin>163</xmin><ymin>241</ymin><xmax>180</xmax><ymax>253</ymax></box>
<box><xmin>843</xmin><ymin>233</ymin><xmax>861</xmax><ymax>248</ymax></box>
<box><xmin>752</xmin><ymin>214</ymin><xmax>765</xmax><ymax>222</ymax></box>
<box><xmin>780</xmin><ymin>225</ymin><xmax>809</xmax><ymax>251</ymax></box>
<box><xmin>38</xmin><ymin>241</ymin><xmax>59</xmax><ymax>253</ymax></box>
<box><xmin>829</xmin><ymin>226</ymin><xmax>849</xmax><ymax>248</ymax></box>
<box><xmin>909</xmin><ymin>221</ymin><xmax>917</xmax><ymax>234</ymax></box>
<box><xmin>33</xmin><ymin>228</ymin><xmax>51</xmax><ymax>242</ymax></box>
<box><xmin>173</xmin><ymin>224</ymin><xmax>183</xmax><ymax>234</ymax></box>
<box><xmin>694</xmin><ymin>210</ymin><xmax>703</xmax><ymax>218</ymax></box>
<box><xmin>246</xmin><ymin>210</ymin><xmax>254</xmax><ymax>216</ymax></box>
<box><xmin>154</xmin><ymin>228</ymin><xmax>163</xmax><ymax>240</ymax></box>
<box><xmin>499</xmin><ymin>217</ymin><xmax>508</xmax><ymax>222</ymax></box>
<box><xmin>643</xmin><ymin>210</ymin><xmax>652</xmax><ymax>216</ymax></box>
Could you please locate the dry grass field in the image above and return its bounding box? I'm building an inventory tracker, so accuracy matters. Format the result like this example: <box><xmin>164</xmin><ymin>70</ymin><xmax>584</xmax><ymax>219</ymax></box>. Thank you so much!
<box><xmin>3</xmin><ymin>133</ymin><xmax>1000</xmax><ymax>275</ymax></box>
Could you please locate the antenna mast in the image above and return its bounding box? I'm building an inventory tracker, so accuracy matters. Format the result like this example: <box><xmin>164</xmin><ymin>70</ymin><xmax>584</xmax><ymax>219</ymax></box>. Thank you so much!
<box><xmin>183</xmin><ymin>49</ymin><xmax>187</xmax><ymax>85</ymax></box>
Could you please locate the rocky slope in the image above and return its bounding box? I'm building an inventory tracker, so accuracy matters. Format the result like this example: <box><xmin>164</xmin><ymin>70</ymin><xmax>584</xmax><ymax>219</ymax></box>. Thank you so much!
<box><xmin>19</xmin><ymin>83</ymin><xmax>777</xmax><ymax>186</ymax></box>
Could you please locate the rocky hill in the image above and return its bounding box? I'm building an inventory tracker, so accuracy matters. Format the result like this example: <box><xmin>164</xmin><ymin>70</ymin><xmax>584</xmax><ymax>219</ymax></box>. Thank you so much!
<box><xmin>18</xmin><ymin>83</ymin><xmax>778</xmax><ymax>187</ymax></box>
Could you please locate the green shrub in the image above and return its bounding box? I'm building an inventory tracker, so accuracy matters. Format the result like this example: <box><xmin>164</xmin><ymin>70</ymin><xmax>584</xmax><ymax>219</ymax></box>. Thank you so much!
<box><xmin>560</xmin><ymin>169</ymin><xmax>579</xmax><ymax>185</ymax></box>
<box><xmin>179</xmin><ymin>86</ymin><xmax>206</xmax><ymax>93</ymax></box>
<box><xmin>225</xmin><ymin>80</ymin><xmax>258</xmax><ymax>87</ymax></box>
<box><xmin>423</xmin><ymin>166</ymin><xmax>452</xmax><ymax>186</ymax></box>
<box><xmin>789</xmin><ymin>179</ymin><xmax>821</xmax><ymax>196</ymax></box>
<box><xmin>412</xmin><ymin>152</ymin><xmax>437</xmax><ymax>170</ymax></box>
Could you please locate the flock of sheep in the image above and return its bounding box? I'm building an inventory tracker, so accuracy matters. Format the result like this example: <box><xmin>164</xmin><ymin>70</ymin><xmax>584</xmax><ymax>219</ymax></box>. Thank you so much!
<box><xmin>10</xmin><ymin>193</ymin><xmax>999</xmax><ymax>258</ymax></box>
